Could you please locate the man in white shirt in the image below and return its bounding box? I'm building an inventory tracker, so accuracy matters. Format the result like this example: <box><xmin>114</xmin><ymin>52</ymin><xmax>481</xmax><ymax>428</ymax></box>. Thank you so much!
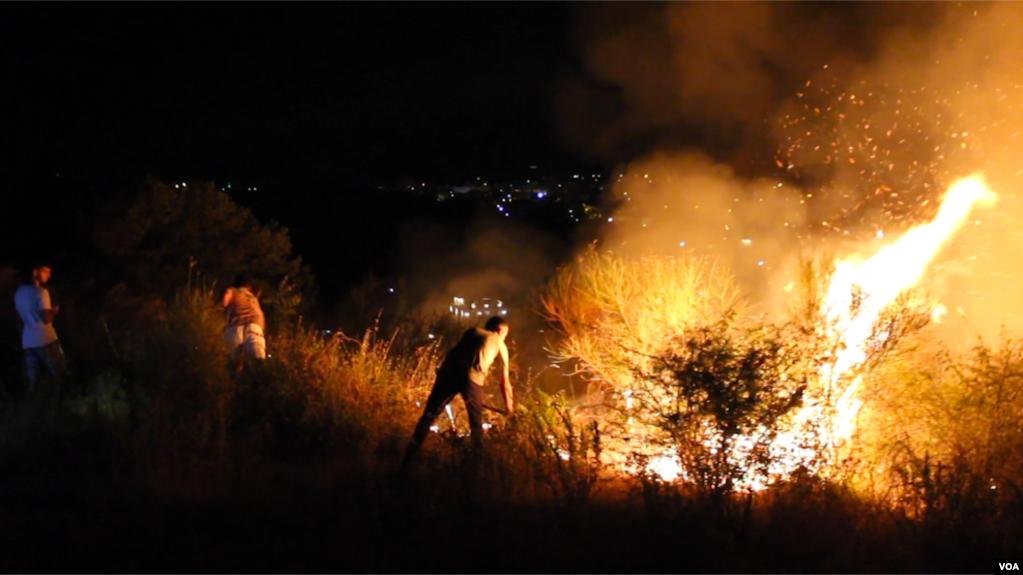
<box><xmin>13</xmin><ymin>263</ymin><xmax>67</xmax><ymax>400</ymax></box>
<box><xmin>401</xmin><ymin>316</ymin><xmax>514</xmax><ymax>472</ymax></box>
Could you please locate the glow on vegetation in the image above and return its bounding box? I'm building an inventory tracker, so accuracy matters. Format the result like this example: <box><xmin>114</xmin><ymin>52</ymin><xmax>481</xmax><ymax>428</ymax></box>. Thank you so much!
<box><xmin>639</xmin><ymin>176</ymin><xmax>997</xmax><ymax>487</ymax></box>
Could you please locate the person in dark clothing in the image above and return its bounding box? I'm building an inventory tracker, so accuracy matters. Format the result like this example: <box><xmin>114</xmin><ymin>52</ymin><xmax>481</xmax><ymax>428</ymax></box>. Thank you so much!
<box><xmin>401</xmin><ymin>316</ymin><xmax>513</xmax><ymax>471</ymax></box>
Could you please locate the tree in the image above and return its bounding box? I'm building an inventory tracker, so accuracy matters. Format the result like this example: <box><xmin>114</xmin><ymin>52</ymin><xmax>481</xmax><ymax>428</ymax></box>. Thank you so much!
<box><xmin>93</xmin><ymin>176</ymin><xmax>313</xmax><ymax>310</ymax></box>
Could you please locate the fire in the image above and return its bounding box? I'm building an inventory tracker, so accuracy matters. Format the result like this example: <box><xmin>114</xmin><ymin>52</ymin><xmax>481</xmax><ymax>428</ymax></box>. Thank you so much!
<box><xmin>647</xmin><ymin>455</ymin><xmax>682</xmax><ymax>482</ymax></box>
<box><xmin>633</xmin><ymin>175</ymin><xmax>997</xmax><ymax>486</ymax></box>
<box><xmin>558</xmin><ymin>175</ymin><xmax>996</xmax><ymax>490</ymax></box>
<box><xmin>821</xmin><ymin>175</ymin><xmax>997</xmax><ymax>445</ymax></box>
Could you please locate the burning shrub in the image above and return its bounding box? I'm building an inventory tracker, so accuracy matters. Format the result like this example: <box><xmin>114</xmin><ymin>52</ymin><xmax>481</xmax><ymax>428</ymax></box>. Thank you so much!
<box><xmin>541</xmin><ymin>244</ymin><xmax>743</xmax><ymax>394</ymax></box>
<box><xmin>539</xmin><ymin>243</ymin><xmax>943</xmax><ymax>493</ymax></box>
<box><xmin>857</xmin><ymin>336</ymin><xmax>1023</xmax><ymax>548</ymax></box>
<box><xmin>633</xmin><ymin>314</ymin><xmax>814</xmax><ymax>498</ymax></box>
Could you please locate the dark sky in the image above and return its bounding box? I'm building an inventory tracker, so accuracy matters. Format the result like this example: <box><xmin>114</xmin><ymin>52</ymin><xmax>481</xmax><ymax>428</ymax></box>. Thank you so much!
<box><xmin>4</xmin><ymin>3</ymin><xmax>582</xmax><ymax>191</ymax></box>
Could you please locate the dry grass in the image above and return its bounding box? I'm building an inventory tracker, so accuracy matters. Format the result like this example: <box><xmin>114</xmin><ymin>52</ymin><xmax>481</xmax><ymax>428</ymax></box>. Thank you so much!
<box><xmin>540</xmin><ymin>243</ymin><xmax>745</xmax><ymax>393</ymax></box>
<box><xmin>266</xmin><ymin>319</ymin><xmax>443</xmax><ymax>465</ymax></box>
<box><xmin>3</xmin><ymin>260</ymin><xmax>1023</xmax><ymax>570</ymax></box>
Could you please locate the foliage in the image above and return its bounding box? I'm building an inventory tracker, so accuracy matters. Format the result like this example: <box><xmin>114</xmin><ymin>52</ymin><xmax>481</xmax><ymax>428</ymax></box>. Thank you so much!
<box><xmin>540</xmin><ymin>244</ymin><xmax>744</xmax><ymax>395</ymax></box>
<box><xmin>518</xmin><ymin>389</ymin><xmax>602</xmax><ymax>509</ymax></box>
<box><xmin>856</xmin><ymin>336</ymin><xmax>1023</xmax><ymax>549</ymax></box>
<box><xmin>66</xmin><ymin>369</ymin><xmax>131</xmax><ymax>424</ymax></box>
<box><xmin>93</xmin><ymin>176</ymin><xmax>312</xmax><ymax>304</ymax></box>
<box><xmin>789</xmin><ymin>258</ymin><xmax>934</xmax><ymax>462</ymax></box>
<box><xmin>253</xmin><ymin>316</ymin><xmax>443</xmax><ymax>465</ymax></box>
<box><xmin>634</xmin><ymin>314</ymin><xmax>813</xmax><ymax>498</ymax></box>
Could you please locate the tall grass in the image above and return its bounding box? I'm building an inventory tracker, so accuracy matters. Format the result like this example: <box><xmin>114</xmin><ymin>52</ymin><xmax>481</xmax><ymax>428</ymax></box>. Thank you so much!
<box><xmin>7</xmin><ymin>256</ymin><xmax>1023</xmax><ymax>571</ymax></box>
<box><xmin>73</xmin><ymin>277</ymin><xmax>446</xmax><ymax>496</ymax></box>
<box><xmin>264</xmin><ymin>319</ymin><xmax>442</xmax><ymax>466</ymax></box>
<box><xmin>541</xmin><ymin>243</ymin><xmax>744</xmax><ymax>389</ymax></box>
<box><xmin>849</xmin><ymin>335</ymin><xmax>1023</xmax><ymax>560</ymax></box>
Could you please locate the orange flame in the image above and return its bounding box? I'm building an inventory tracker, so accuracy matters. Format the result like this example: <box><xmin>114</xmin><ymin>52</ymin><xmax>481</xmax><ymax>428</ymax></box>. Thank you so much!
<box><xmin>618</xmin><ymin>177</ymin><xmax>997</xmax><ymax>488</ymax></box>
<box><xmin>822</xmin><ymin>175</ymin><xmax>997</xmax><ymax>444</ymax></box>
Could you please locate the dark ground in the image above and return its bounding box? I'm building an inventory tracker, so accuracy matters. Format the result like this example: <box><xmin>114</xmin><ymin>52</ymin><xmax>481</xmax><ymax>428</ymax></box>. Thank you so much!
<box><xmin>0</xmin><ymin>418</ymin><xmax>998</xmax><ymax>574</ymax></box>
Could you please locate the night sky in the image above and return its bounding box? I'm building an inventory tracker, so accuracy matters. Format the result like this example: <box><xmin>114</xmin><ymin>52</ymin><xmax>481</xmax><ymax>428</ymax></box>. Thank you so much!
<box><xmin>3</xmin><ymin>3</ymin><xmax>953</xmax><ymax>301</ymax></box>
<box><xmin>2</xmin><ymin>3</ymin><xmax>598</xmax><ymax>298</ymax></box>
<box><xmin>4</xmin><ymin>3</ymin><xmax>580</xmax><ymax>191</ymax></box>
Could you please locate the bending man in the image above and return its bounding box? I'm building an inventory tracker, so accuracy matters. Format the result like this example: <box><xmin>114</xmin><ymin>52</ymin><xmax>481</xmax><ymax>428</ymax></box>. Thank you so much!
<box><xmin>401</xmin><ymin>316</ymin><xmax>513</xmax><ymax>470</ymax></box>
<box><xmin>223</xmin><ymin>273</ymin><xmax>267</xmax><ymax>359</ymax></box>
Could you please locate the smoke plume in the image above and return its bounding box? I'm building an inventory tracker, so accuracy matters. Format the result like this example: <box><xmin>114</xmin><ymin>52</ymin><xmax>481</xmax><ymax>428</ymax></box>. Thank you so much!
<box><xmin>565</xmin><ymin>2</ymin><xmax>1023</xmax><ymax>344</ymax></box>
<box><xmin>557</xmin><ymin>2</ymin><xmax>949</xmax><ymax>165</ymax></box>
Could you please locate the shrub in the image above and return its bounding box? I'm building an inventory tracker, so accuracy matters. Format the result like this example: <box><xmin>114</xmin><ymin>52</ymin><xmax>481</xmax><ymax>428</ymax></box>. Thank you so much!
<box><xmin>633</xmin><ymin>314</ymin><xmax>813</xmax><ymax>499</ymax></box>
<box><xmin>540</xmin><ymin>244</ymin><xmax>744</xmax><ymax>393</ymax></box>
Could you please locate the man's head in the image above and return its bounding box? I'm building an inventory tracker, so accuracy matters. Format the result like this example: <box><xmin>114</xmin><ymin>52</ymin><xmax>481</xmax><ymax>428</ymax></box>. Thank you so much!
<box><xmin>484</xmin><ymin>316</ymin><xmax>510</xmax><ymax>340</ymax></box>
<box><xmin>233</xmin><ymin>272</ymin><xmax>254</xmax><ymax>290</ymax></box>
<box><xmin>30</xmin><ymin>263</ymin><xmax>52</xmax><ymax>286</ymax></box>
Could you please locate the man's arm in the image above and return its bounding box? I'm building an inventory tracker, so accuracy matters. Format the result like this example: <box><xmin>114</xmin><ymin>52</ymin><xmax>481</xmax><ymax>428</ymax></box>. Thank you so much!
<box><xmin>40</xmin><ymin>290</ymin><xmax>57</xmax><ymax>325</ymax></box>
<box><xmin>499</xmin><ymin>341</ymin><xmax>513</xmax><ymax>413</ymax></box>
<box><xmin>222</xmin><ymin>288</ymin><xmax>234</xmax><ymax>308</ymax></box>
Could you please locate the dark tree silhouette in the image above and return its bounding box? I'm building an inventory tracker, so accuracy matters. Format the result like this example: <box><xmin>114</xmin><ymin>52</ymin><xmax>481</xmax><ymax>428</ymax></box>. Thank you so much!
<box><xmin>93</xmin><ymin>176</ymin><xmax>312</xmax><ymax>304</ymax></box>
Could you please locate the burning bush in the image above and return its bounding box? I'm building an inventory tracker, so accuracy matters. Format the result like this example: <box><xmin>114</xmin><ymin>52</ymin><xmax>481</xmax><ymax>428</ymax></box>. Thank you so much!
<box><xmin>541</xmin><ymin>244</ymin><xmax>743</xmax><ymax>392</ymax></box>
<box><xmin>632</xmin><ymin>314</ymin><xmax>815</xmax><ymax>498</ymax></box>
<box><xmin>539</xmin><ymin>238</ymin><xmax>944</xmax><ymax>494</ymax></box>
<box><xmin>858</xmin><ymin>337</ymin><xmax>1023</xmax><ymax>516</ymax></box>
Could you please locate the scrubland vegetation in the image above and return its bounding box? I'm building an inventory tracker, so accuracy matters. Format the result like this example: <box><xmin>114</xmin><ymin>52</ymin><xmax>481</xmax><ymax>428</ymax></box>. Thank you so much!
<box><xmin>1</xmin><ymin>180</ymin><xmax>1021</xmax><ymax>573</ymax></box>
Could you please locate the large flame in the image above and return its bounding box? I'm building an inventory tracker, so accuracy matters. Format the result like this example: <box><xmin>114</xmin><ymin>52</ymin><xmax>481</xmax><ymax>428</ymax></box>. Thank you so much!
<box><xmin>636</xmin><ymin>175</ymin><xmax>997</xmax><ymax>486</ymax></box>
<box><xmin>822</xmin><ymin>175</ymin><xmax>997</xmax><ymax>445</ymax></box>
